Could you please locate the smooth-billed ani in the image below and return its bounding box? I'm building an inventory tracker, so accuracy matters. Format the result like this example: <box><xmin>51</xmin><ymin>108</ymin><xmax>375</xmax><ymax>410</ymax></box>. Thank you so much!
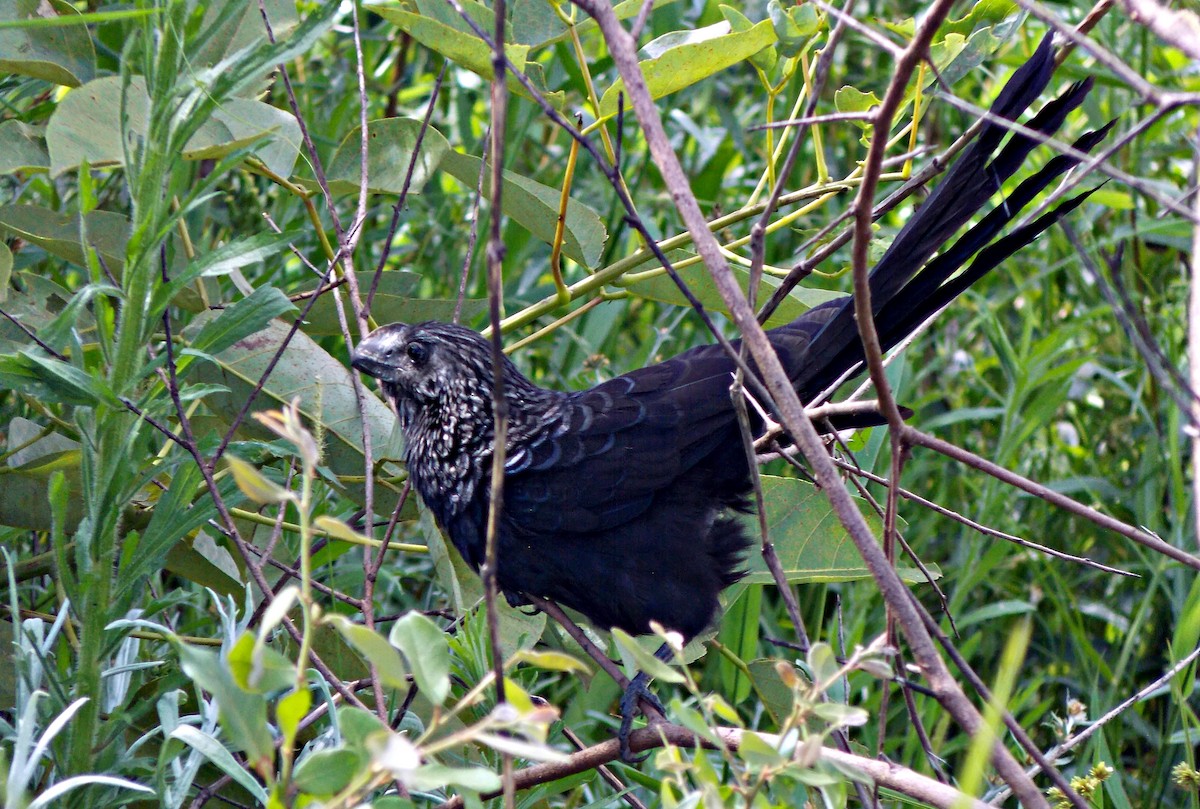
<box><xmin>351</xmin><ymin>34</ymin><xmax>1107</xmax><ymax>754</ymax></box>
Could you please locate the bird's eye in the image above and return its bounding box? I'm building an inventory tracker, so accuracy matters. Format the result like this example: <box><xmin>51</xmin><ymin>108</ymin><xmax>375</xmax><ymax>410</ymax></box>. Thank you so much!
<box><xmin>406</xmin><ymin>341</ymin><xmax>429</xmax><ymax>365</ymax></box>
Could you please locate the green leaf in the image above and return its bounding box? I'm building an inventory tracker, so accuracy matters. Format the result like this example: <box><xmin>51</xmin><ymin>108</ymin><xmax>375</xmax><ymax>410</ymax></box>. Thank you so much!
<box><xmin>322</xmin><ymin>117</ymin><xmax>450</xmax><ymax>196</ymax></box>
<box><xmin>439</xmin><ymin>149</ymin><xmax>607</xmax><ymax>269</ymax></box>
<box><xmin>188</xmin><ymin>285</ymin><xmax>297</xmax><ymax>356</ymax></box>
<box><xmin>738</xmin><ymin>730</ymin><xmax>784</xmax><ymax>767</ymax></box>
<box><xmin>226</xmin><ymin>455</ymin><xmax>293</xmax><ymax>505</ymax></box>
<box><xmin>277</xmin><ymin>686</ymin><xmax>312</xmax><ymax>746</ymax></box>
<box><xmin>0</xmin><ymin>204</ymin><xmax>128</xmax><ymax>273</ymax></box>
<box><xmin>46</xmin><ymin>75</ymin><xmax>301</xmax><ymax>177</ymax></box>
<box><xmin>509</xmin><ymin>649</ymin><xmax>589</xmax><ymax>674</ymax></box>
<box><xmin>187</xmin><ymin>318</ymin><xmax>403</xmax><ymax>512</ymax></box>
<box><xmin>388</xmin><ymin>611</ymin><xmax>451</xmax><ymax>705</ymax></box>
<box><xmin>227</xmin><ymin>631</ymin><xmax>297</xmax><ymax>693</ymax></box>
<box><xmin>174</xmin><ymin>642</ymin><xmax>274</xmax><ymax>767</ymax></box>
<box><xmin>834</xmin><ymin>85</ymin><xmax>881</xmax><ymax>129</ymax></box>
<box><xmin>169</xmin><ymin>725</ymin><xmax>269</xmax><ymax>803</ymax></box>
<box><xmin>294</xmin><ymin>748</ymin><xmax>362</xmax><ymax>796</ymax></box>
<box><xmin>0</xmin><ymin>350</ymin><xmax>117</xmax><ymax>407</ymax></box>
<box><xmin>730</xmin><ymin>476</ymin><xmax>935</xmax><ymax>590</ymax></box>
<box><xmin>811</xmin><ymin>701</ymin><xmax>869</xmax><ymax>727</ymax></box>
<box><xmin>0</xmin><ymin>120</ymin><xmax>50</xmax><ymax>173</ymax></box>
<box><xmin>407</xmin><ymin>764</ymin><xmax>503</xmax><ymax>793</ymax></box>
<box><xmin>624</xmin><ymin>260</ymin><xmax>841</xmax><ymax>328</ymax></box>
<box><xmin>336</xmin><ymin>704</ymin><xmax>389</xmax><ymax>747</ymax></box>
<box><xmin>184</xmin><ymin>97</ymin><xmax>301</xmax><ymax>178</ymax></box>
<box><xmin>716</xmin><ymin>583</ymin><xmax>760</xmax><ymax>704</ymax></box>
<box><xmin>599</xmin><ymin>19</ymin><xmax>776</xmax><ymax>119</ymax></box>
<box><xmin>302</xmin><ymin>271</ymin><xmax>486</xmax><ymax>335</ymax></box>
<box><xmin>611</xmin><ymin>627</ymin><xmax>685</xmax><ymax>684</ymax></box>
<box><xmin>747</xmin><ymin>659</ymin><xmax>794</xmax><ymax>726</ymax></box>
<box><xmin>367</xmin><ymin>4</ymin><xmax>540</xmax><ymax>102</ymax></box>
<box><xmin>721</xmin><ymin>5</ymin><xmax>777</xmax><ymax>71</ymax></box>
<box><xmin>180</xmin><ymin>231</ymin><xmax>306</xmax><ymax>283</ymax></box>
<box><xmin>0</xmin><ymin>0</ymin><xmax>96</xmax><ymax>87</ymax></box>
<box><xmin>327</xmin><ymin>614</ymin><xmax>410</xmax><ymax>690</ymax></box>
<box><xmin>768</xmin><ymin>0</ymin><xmax>819</xmax><ymax>58</ymax></box>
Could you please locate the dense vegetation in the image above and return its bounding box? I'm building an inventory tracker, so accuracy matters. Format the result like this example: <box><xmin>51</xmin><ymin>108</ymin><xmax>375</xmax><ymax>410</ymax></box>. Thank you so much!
<box><xmin>1</xmin><ymin>1</ymin><xmax>1198</xmax><ymax>807</ymax></box>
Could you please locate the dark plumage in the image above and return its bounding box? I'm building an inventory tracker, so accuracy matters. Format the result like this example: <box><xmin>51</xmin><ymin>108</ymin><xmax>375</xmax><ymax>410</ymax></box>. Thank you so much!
<box><xmin>352</xmin><ymin>37</ymin><xmax>1107</xmax><ymax>646</ymax></box>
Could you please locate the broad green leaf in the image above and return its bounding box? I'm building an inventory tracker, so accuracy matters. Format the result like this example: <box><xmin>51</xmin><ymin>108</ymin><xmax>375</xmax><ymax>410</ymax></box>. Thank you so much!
<box><xmin>0</xmin><ymin>417</ymin><xmax>83</xmax><ymax>531</ymax></box>
<box><xmin>623</xmin><ymin>259</ymin><xmax>841</xmax><ymax>328</ymax></box>
<box><xmin>189</xmin><ymin>0</ymin><xmax>299</xmax><ymax>97</ymax></box>
<box><xmin>277</xmin><ymin>686</ymin><xmax>311</xmax><ymax>746</ymax></box>
<box><xmin>388</xmin><ymin>611</ymin><xmax>450</xmax><ymax>705</ymax></box>
<box><xmin>0</xmin><ymin>120</ymin><xmax>49</xmax><ymax>173</ymax></box>
<box><xmin>598</xmin><ymin>19</ymin><xmax>776</xmax><ymax>119</ymax></box>
<box><xmin>47</xmin><ymin>76</ymin><xmax>301</xmax><ymax>177</ymax></box>
<box><xmin>721</xmin><ymin>5</ymin><xmax>777</xmax><ymax>71</ymax></box>
<box><xmin>747</xmin><ymin>658</ymin><xmax>794</xmax><ymax>726</ymax></box>
<box><xmin>731</xmin><ymin>476</ymin><xmax>936</xmax><ymax>588</ymax></box>
<box><xmin>0</xmin><ymin>205</ymin><xmax>128</xmax><ymax>272</ymax></box>
<box><xmin>612</xmin><ymin>627</ymin><xmax>685</xmax><ymax>683</ymax></box>
<box><xmin>46</xmin><ymin>76</ymin><xmax>150</xmax><ymax>176</ymax></box>
<box><xmin>834</xmin><ymin>86</ymin><xmax>881</xmax><ymax>128</ymax></box>
<box><xmin>187</xmin><ymin>318</ymin><xmax>403</xmax><ymax>512</ymax></box>
<box><xmin>811</xmin><ymin>701</ymin><xmax>869</xmax><ymax>727</ymax></box>
<box><xmin>768</xmin><ymin>0</ymin><xmax>819</xmax><ymax>58</ymax></box>
<box><xmin>367</xmin><ymin>4</ymin><xmax>542</xmax><ymax>103</ymax></box>
<box><xmin>303</xmin><ymin>271</ymin><xmax>486</xmax><ymax>335</ymax></box>
<box><xmin>440</xmin><ymin>149</ymin><xmax>607</xmax><ymax>269</ymax></box>
<box><xmin>326</xmin><ymin>614</ymin><xmax>410</xmax><ymax>690</ymax></box>
<box><xmin>322</xmin><ymin>118</ymin><xmax>450</xmax><ymax>196</ymax></box>
<box><xmin>738</xmin><ymin>730</ymin><xmax>784</xmax><ymax>767</ymax></box>
<box><xmin>189</xmin><ymin>286</ymin><xmax>297</xmax><ymax>356</ymax></box>
<box><xmin>174</xmin><ymin>642</ymin><xmax>274</xmax><ymax>767</ymax></box>
<box><xmin>510</xmin><ymin>0</ymin><xmax>677</xmax><ymax>47</ymax></box>
<box><xmin>0</xmin><ymin>0</ymin><xmax>96</xmax><ymax>87</ymax></box>
<box><xmin>228</xmin><ymin>631</ymin><xmax>297</xmax><ymax>694</ymax></box>
<box><xmin>294</xmin><ymin>748</ymin><xmax>362</xmax><ymax>796</ymax></box>
<box><xmin>336</xmin><ymin>705</ymin><xmax>389</xmax><ymax>747</ymax></box>
<box><xmin>184</xmin><ymin>97</ymin><xmax>301</xmax><ymax>178</ymax></box>
<box><xmin>226</xmin><ymin>455</ymin><xmax>293</xmax><ymax>505</ymax></box>
<box><xmin>163</xmin><ymin>540</ymin><xmax>245</xmax><ymax>599</ymax></box>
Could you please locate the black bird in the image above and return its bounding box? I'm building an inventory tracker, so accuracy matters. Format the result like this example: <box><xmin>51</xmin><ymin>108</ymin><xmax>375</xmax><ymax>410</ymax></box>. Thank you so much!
<box><xmin>352</xmin><ymin>36</ymin><xmax>1108</xmax><ymax>754</ymax></box>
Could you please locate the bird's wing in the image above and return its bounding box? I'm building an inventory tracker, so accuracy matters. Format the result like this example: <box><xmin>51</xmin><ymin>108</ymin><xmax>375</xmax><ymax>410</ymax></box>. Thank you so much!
<box><xmin>500</xmin><ymin>309</ymin><xmax>844</xmax><ymax>534</ymax></box>
<box><xmin>501</xmin><ymin>347</ymin><xmax>748</xmax><ymax>533</ymax></box>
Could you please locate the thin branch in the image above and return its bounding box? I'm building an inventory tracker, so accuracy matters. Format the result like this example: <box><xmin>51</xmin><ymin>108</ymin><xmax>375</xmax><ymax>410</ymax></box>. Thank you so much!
<box><xmin>434</xmin><ymin>723</ymin><xmax>992</xmax><ymax>809</ymax></box>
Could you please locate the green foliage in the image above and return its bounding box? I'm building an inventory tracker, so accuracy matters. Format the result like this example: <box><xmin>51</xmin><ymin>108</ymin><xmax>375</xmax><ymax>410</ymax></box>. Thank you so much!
<box><xmin>0</xmin><ymin>0</ymin><xmax>1196</xmax><ymax>807</ymax></box>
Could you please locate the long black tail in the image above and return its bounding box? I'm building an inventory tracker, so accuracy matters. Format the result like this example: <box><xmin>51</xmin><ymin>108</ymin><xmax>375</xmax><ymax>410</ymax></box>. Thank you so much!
<box><xmin>785</xmin><ymin>34</ymin><xmax>1111</xmax><ymax>397</ymax></box>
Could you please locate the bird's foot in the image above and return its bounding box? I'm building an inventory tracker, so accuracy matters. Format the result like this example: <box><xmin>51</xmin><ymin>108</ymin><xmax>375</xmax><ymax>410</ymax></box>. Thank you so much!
<box><xmin>618</xmin><ymin>671</ymin><xmax>665</xmax><ymax>763</ymax></box>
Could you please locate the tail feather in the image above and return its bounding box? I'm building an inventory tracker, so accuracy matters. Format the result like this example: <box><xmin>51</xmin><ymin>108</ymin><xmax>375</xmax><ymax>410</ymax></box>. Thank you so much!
<box><xmin>789</xmin><ymin>36</ymin><xmax>1110</xmax><ymax>397</ymax></box>
<box><xmin>877</xmin><ymin>122</ymin><xmax>1116</xmax><ymax>346</ymax></box>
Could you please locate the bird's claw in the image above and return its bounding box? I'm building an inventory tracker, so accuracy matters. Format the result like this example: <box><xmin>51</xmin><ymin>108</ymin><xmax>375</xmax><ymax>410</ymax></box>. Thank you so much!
<box><xmin>617</xmin><ymin>672</ymin><xmax>664</xmax><ymax>763</ymax></box>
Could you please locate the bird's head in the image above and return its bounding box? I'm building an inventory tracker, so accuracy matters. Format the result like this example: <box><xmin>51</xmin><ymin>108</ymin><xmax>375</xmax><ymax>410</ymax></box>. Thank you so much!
<box><xmin>352</xmin><ymin>321</ymin><xmax>495</xmax><ymax>412</ymax></box>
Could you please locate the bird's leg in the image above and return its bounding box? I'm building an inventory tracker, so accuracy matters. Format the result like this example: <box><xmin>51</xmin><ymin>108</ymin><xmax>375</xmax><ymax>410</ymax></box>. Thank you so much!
<box><xmin>617</xmin><ymin>642</ymin><xmax>671</xmax><ymax>763</ymax></box>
